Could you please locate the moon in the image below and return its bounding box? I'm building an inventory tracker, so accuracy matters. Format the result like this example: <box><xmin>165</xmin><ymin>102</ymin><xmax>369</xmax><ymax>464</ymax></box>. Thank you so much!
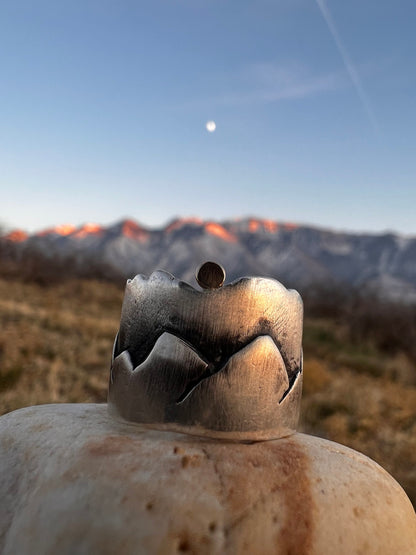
<box><xmin>206</xmin><ymin>120</ymin><xmax>216</xmax><ymax>133</ymax></box>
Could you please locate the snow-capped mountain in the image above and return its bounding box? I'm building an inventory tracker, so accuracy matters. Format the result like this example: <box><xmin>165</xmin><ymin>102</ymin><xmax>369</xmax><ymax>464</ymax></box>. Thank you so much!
<box><xmin>3</xmin><ymin>218</ymin><xmax>416</xmax><ymax>301</ymax></box>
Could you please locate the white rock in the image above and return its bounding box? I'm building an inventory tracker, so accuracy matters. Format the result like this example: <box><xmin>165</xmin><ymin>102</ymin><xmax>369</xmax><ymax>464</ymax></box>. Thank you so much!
<box><xmin>0</xmin><ymin>403</ymin><xmax>415</xmax><ymax>554</ymax></box>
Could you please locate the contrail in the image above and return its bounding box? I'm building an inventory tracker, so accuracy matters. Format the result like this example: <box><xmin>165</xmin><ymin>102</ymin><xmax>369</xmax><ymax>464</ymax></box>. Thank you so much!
<box><xmin>315</xmin><ymin>0</ymin><xmax>378</xmax><ymax>131</ymax></box>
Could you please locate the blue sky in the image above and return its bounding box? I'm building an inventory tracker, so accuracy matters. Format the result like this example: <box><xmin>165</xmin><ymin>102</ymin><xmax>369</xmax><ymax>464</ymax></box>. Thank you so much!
<box><xmin>1</xmin><ymin>0</ymin><xmax>415</xmax><ymax>234</ymax></box>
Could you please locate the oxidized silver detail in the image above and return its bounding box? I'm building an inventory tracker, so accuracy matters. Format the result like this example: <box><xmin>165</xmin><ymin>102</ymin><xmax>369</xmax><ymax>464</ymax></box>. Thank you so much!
<box><xmin>196</xmin><ymin>261</ymin><xmax>226</xmax><ymax>289</ymax></box>
<box><xmin>108</xmin><ymin>267</ymin><xmax>303</xmax><ymax>440</ymax></box>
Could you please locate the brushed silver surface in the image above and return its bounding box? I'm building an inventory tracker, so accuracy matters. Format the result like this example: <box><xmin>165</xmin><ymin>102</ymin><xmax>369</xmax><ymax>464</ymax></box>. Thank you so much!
<box><xmin>108</xmin><ymin>267</ymin><xmax>303</xmax><ymax>440</ymax></box>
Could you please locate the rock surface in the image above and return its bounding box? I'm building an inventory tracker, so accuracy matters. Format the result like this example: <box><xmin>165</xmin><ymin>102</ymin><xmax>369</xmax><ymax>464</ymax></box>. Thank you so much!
<box><xmin>0</xmin><ymin>403</ymin><xmax>415</xmax><ymax>554</ymax></box>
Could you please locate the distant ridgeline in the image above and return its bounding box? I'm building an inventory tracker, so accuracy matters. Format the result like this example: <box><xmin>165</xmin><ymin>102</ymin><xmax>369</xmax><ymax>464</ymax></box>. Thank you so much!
<box><xmin>2</xmin><ymin>218</ymin><xmax>416</xmax><ymax>302</ymax></box>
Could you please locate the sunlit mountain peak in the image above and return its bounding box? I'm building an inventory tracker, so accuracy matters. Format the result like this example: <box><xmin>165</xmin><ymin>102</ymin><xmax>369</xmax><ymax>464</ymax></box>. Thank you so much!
<box><xmin>204</xmin><ymin>222</ymin><xmax>237</xmax><ymax>243</ymax></box>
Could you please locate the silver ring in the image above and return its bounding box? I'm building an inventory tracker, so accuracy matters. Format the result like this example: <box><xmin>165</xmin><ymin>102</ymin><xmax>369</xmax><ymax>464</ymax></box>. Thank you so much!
<box><xmin>108</xmin><ymin>265</ymin><xmax>303</xmax><ymax>441</ymax></box>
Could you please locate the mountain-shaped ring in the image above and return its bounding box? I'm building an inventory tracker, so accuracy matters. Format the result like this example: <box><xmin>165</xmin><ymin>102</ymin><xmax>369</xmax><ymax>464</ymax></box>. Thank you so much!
<box><xmin>108</xmin><ymin>263</ymin><xmax>303</xmax><ymax>440</ymax></box>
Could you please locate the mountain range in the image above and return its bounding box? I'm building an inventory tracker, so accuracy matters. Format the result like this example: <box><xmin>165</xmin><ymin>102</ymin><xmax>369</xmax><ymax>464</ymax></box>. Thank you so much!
<box><xmin>3</xmin><ymin>218</ymin><xmax>416</xmax><ymax>302</ymax></box>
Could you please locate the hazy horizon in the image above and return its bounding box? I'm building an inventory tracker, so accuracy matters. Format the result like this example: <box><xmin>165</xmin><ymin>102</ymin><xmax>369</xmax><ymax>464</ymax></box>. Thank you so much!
<box><xmin>3</xmin><ymin>213</ymin><xmax>416</xmax><ymax>239</ymax></box>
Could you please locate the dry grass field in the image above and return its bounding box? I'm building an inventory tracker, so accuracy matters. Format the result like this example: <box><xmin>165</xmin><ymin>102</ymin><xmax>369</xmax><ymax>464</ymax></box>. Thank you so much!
<box><xmin>1</xmin><ymin>276</ymin><xmax>415</xmax><ymax>507</ymax></box>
